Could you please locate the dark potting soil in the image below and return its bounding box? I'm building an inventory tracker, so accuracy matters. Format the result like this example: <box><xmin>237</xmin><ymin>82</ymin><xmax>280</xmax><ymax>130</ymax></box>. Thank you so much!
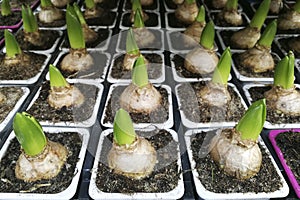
<box><xmin>0</xmin><ymin>12</ymin><xmax>21</xmax><ymax>27</ymax></box>
<box><xmin>85</xmin><ymin>11</ymin><xmax>116</xmax><ymax>27</ymax></box>
<box><xmin>124</xmin><ymin>0</ymin><xmax>158</xmax><ymax>10</ymax></box>
<box><xmin>0</xmin><ymin>132</ymin><xmax>82</xmax><ymax>193</ymax></box>
<box><xmin>103</xmin><ymin>86</ymin><xmax>169</xmax><ymax>124</ymax></box>
<box><xmin>36</xmin><ymin>12</ymin><xmax>66</xmax><ymax>28</ymax></box>
<box><xmin>16</xmin><ymin>30</ymin><xmax>60</xmax><ymax>51</ymax></box>
<box><xmin>203</xmin><ymin>0</ymin><xmax>223</xmax><ymax>10</ymax></box>
<box><xmin>164</xmin><ymin>0</ymin><xmax>177</xmax><ymax>10</ymax></box>
<box><xmin>27</xmin><ymin>82</ymin><xmax>99</xmax><ymax>123</ymax></box>
<box><xmin>122</xmin><ymin>12</ymin><xmax>159</xmax><ymax>28</ymax></box>
<box><xmin>58</xmin><ymin>51</ymin><xmax>108</xmax><ymax>80</ymax></box>
<box><xmin>249</xmin><ymin>86</ymin><xmax>300</xmax><ymax>124</ymax></box>
<box><xmin>9</xmin><ymin>0</ymin><xmax>38</xmax><ymax>9</ymax></box>
<box><xmin>191</xmin><ymin>131</ymin><xmax>283</xmax><ymax>193</ymax></box>
<box><xmin>62</xmin><ymin>29</ymin><xmax>110</xmax><ymax>49</ymax></box>
<box><xmin>275</xmin><ymin>131</ymin><xmax>300</xmax><ymax>185</ymax></box>
<box><xmin>97</xmin><ymin>0</ymin><xmax>119</xmax><ymax>10</ymax></box>
<box><xmin>278</xmin><ymin>36</ymin><xmax>300</xmax><ymax>58</ymax></box>
<box><xmin>167</xmin><ymin>12</ymin><xmax>189</xmax><ymax>29</ymax></box>
<box><xmin>211</xmin><ymin>12</ymin><xmax>248</xmax><ymax>28</ymax></box>
<box><xmin>177</xmin><ymin>82</ymin><xmax>246</xmax><ymax>123</ymax></box>
<box><xmin>0</xmin><ymin>87</ymin><xmax>23</xmax><ymax>124</ymax></box>
<box><xmin>0</xmin><ymin>30</ymin><xmax>3</xmax><ymax>39</ymax></box>
<box><xmin>110</xmin><ymin>53</ymin><xmax>163</xmax><ymax>79</ymax></box>
<box><xmin>96</xmin><ymin>129</ymin><xmax>181</xmax><ymax>193</ymax></box>
<box><xmin>168</xmin><ymin>31</ymin><xmax>196</xmax><ymax>51</ymax></box>
<box><xmin>0</xmin><ymin>53</ymin><xmax>46</xmax><ymax>80</ymax></box>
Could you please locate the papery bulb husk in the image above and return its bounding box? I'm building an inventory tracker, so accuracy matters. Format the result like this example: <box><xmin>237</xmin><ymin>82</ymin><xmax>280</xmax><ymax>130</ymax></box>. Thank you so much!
<box><xmin>4</xmin><ymin>53</ymin><xmax>31</xmax><ymax>67</ymax></box>
<box><xmin>270</xmin><ymin>0</ymin><xmax>283</xmax><ymax>14</ymax></box>
<box><xmin>84</xmin><ymin>7</ymin><xmax>103</xmax><ymax>19</ymax></box>
<box><xmin>82</xmin><ymin>24</ymin><xmax>98</xmax><ymax>44</ymax></box>
<box><xmin>230</xmin><ymin>27</ymin><xmax>261</xmax><ymax>49</ymax></box>
<box><xmin>132</xmin><ymin>28</ymin><xmax>155</xmax><ymax>49</ymax></box>
<box><xmin>173</xmin><ymin>0</ymin><xmax>184</xmax><ymax>5</ymax></box>
<box><xmin>51</xmin><ymin>0</ymin><xmax>71</xmax><ymax>8</ymax></box>
<box><xmin>24</xmin><ymin>31</ymin><xmax>45</xmax><ymax>47</ymax></box>
<box><xmin>60</xmin><ymin>48</ymin><xmax>94</xmax><ymax>73</ymax></box>
<box><xmin>0</xmin><ymin>92</ymin><xmax>6</xmax><ymax>104</ymax></box>
<box><xmin>120</xmin><ymin>83</ymin><xmax>162</xmax><ymax>114</ymax></box>
<box><xmin>15</xmin><ymin>140</ymin><xmax>68</xmax><ymax>182</ymax></box>
<box><xmin>210</xmin><ymin>128</ymin><xmax>262</xmax><ymax>180</ymax></box>
<box><xmin>217</xmin><ymin>9</ymin><xmax>243</xmax><ymax>26</ymax></box>
<box><xmin>140</xmin><ymin>0</ymin><xmax>154</xmax><ymax>6</ymax></box>
<box><xmin>123</xmin><ymin>53</ymin><xmax>149</xmax><ymax>71</ymax></box>
<box><xmin>184</xmin><ymin>46</ymin><xmax>219</xmax><ymax>74</ymax></box>
<box><xmin>278</xmin><ymin>10</ymin><xmax>300</xmax><ymax>30</ymax></box>
<box><xmin>183</xmin><ymin>21</ymin><xmax>205</xmax><ymax>47</ymax></box>
<box><xmin>130</xmin><ymin>10</ymin><xmax>149</xmax><ymax>23</ymax></box>
<box><xmin>265</xmin><ymin>86</ymin><xmax>300</xmax><ymax>116</ymax></box>
<box><xmin>108</xmin><ymin>136</ymin><xmax>157</xmax><ymax>179</ymax></box>
<box><xmin>199</xmin><ymin>82</ymin><xmax>231</xmax><ymax>107</ymax></box>
<box><xmin>47</xmin><ymin>85</ymin><xmax>85</xmax><ymax>109</ymax></box>
<box><xmin>239</xmin><ymin>44</ymin><xmax>274</xmax><ymax>73</ymax></box>
<box><xmin>175</xmin><ymin>1</ymin><xmax>199</xmax><ymax>25</ymax></box>
<box><xmin>212</xmin><ymin>0</ymin><xmax>227</xmax><ymax>9</ymax></box>
<box><xmin>38</xmin><ymin>6</ymin><xmax>64</xmax><ymax>23</ymax></box>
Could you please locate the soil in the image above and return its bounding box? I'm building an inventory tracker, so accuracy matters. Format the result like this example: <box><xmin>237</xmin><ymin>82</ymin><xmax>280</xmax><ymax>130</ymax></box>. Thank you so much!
<box><xmin>36</xmin><ymin>12</ymin><xmax>66</xmax><ymax>28</ymax></box>
<box><xmin>164</xmin><ymin>0</ymin><xmax>177</xmax><ymax>10</ymax></box>
<box><xmin>211</xmin><ymin>12</ymin><xmax>248</xmax><ymax>28</ymax></box>
<box><xmin>190</xmin><ymin>131</ymin><xmax>283</xmax><ymax>193</ymax></box>
<box><xmin>97</xmin><ymin>0</ymin><xmax>119</xmax><ymax>10</ymax></box>
<box><xmin>27</xmin><ymin>82</ymin><xmax>99</xmax><ymax>124</ymax></box>
<box><xmin>0</xmin><ymin>53</ymin><xmax>47</xmax><ymax>80</ymax></box>
<box><xmin>0</xmin><ymin>30</ymin><xmax>3</xmax><ymax>39</ymax></box>
<box><xmin>168</xmin><ymin>31</ymin><xmax>196</xmax><ymax>51</ymax></box>
<box><xmin>85</xmin><ymin>11</ymin><xmax>116</xmax><ymax>27</ymax></box>
<box><xmin>103</xmin><ymin>86</ymin><xmax>169</xmax><ymax>124</ymax></box>
<box><xmin>167</xmin><ymin>12</ymin><xmax>189</xmax><ymax>29</ymax></box>
<box><xmin>248</xmin><ymin>86</ymin><xmax>300</xmax><ymax>124</ymax></box>
<box><xmin>177</xmin><ymin>82</ymin><xmax>246</xmax><ymax>123</ymax></box>
<box><xmin>16</xmin><ymin>30</ymin><xmax>60</xmax><ymax>51</ymax></box>
<box><xmin>9</xmin><ymin>0</ymin><xmax>37</xmax><ymax>9</ymax></box>
<box><xmin>0</xmin><ymin>87</ymin><xmax>23</xmax><ymax>124</ymax></box>
<box><xmin>203</xmin><ymin>0</ymin><xmax>223</xmax><ymax>10</ymax></box>
<box><xmin>275</xmin><ymin>131</ymin><xmax>300</xmax><ymax>185</ymax></box>
<box><xmin>0</xmin><ymin>132</ymin><xmax>82</xmax><ymax>193</ymax></box>
<box><xmin>121</xmin><ymin>12</ymin><xmax>159</xmax><ymax>28</ymax></box>
<box><xmin>124</xmin><ymin>0</ymin><xmax>158</xmax><ymax>10</ymax></box>
<box><xmin>0</xmin><ymin>12</ymin><xmax>21</xmax><ymax>27</ymax></box>
<box><xmin>57</xmin><ymin>51</ymin><xmax>108</xmax><ymax>80</ymax></box>
<box><xmin>96</xmin><ymin>129</ymin><xmax>181</xmax><ymax>193</ymax></box>
<box><xmin>278</xmin><ymin>36</ymin><xmax>300</xmax><ymax>58</ymax></box>
<box><xmin>110</xmin><ymin>53</ymin><xmax>163</xmax><ymax>79</ymax></box>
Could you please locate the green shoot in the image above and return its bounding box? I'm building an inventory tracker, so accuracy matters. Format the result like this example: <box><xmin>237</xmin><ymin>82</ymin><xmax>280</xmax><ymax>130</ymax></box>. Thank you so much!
<box><xmin>133</xmin><ymin>8</ymin><xmax>145</xmax><ymax>28</ymax></box>
<box><xmin>126</xmin><ymin>28</ymin><xmax>140</xmax><ymax>55</ymax></box>
<box><xmin>249</xmin><ymin>0</ymin><xmax>270</xmax><ymax>30</ymax></box>
<box><xmin>1</xmin><ymin>0</ymin><xmax>11</xmax><ymax>16</ymax></box>
<box><xmin>66</xmin><ymin>4</ymin><xmax>85</xmax><ymax>49</ymax></box>
<box><xmin>211</xmin><ymin>47</ymin><xmax>231</xmax><ymax>85</ymax></box>
<box><xmin>274</xmin><ymin>51</ymin><xmax>294</xmax><ymax>89</ymax></box>
<box><xmin>40</xmin><ymin>0</ymin><xmax>53</xmax><ymax>8</ymax></box>
<box><xmin>132</xmin><ymin>55</ymin><xmax>148</xmax><ymax>88</ymax></box>
<box><xmin>85</xmin><ymin>0</ymin><xmax>96</xmax><ymax>10</ymax></box>
<box><xmin>257</xmin><ymin>19</ymin><xmax>277</xmax><ymax>48</ymax></box>
<box><xmin>113</xmin><ymin>109</ymin><xmax>136</xmax><ymax>145</ymax></box>
<box><xmin>4</xmin><ymin>30</ymin><xmax>22</xmax><ymax>58</ymax></box>
<box><xmin>49</xmin><ymin>64</ymin><xmax>69</xmax><ymax>88</ymax></box>
<box><xmin>13</xmin><ymin>112</ymin><xmax>47</xmax><ymax>157</ymax></box>
<box><xmin>236</xmin><ymin>99</ymin><xmax>266</xmax><ymax>141</ymax></box>
<box><xmin>132</xmin><ymin>0</ymin><xmax>142</xmax><ymax>12</ymax></box>
<box><xmin>186</xmin><ymin>0</ymin><xmax>196</xmax><ymax>4</ymax></box>
<box><xmin>225</xmin><ymin>0</ymin><xmax>238</xmax><ymax>10</ymax></box>
<box><xmin>293</xmin><ymin>0</ymin><xmax>300</xmax><ymax>12</ymax></box>
<box><xmin>200</xmin><ymin>20</ymin><xmax>215</xmax><ymax>50</ymax></box>
<box><xmin>22</xmin><ymin>5</ymin><xmax>39</xmax><ymax>33</ymax></box>
<box><xmin>196</xmin><ymin>5</ymin><xmax>205</xmax><ymax>23</ymax></box>
<box><xmin>74</xmin><ymin>3</ymin><xmax>87</xmax><ymax>25</ymax></box>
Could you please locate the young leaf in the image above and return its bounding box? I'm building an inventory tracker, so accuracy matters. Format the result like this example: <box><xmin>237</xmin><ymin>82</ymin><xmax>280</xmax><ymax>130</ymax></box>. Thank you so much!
<box><xmin>200</xmin><ymin>20</ymin><xmax>215</xmax><ymax>50</ymax></box>
<box><xmin>132</xmin><ymin>55</ymin><xmax>149</xmax><ymax>87</ymax></box>
<box><xmin>13</xmin><ymin>112</ymin><xmax>47</xmax><ymax>156</ymax></box>
<box><xmin>4</xmin><ymin>30</ymin><xmax>22</xmax><ymax>58</ymax></box>
<box><xmin>1</xmin><ymin>0</ymin><xmax>11</xmax><ymax>16</ymax></box>
<box><xmin>132</xmin><ymin>0</ymin><xmax>142</xmax><ymax>12</ymax></box>
<box><xmin>274</xmin><ymin>51</ymin><xmax>294</xmax><ymax>89</ymax></box>
<box><xmin>196</xmin><ymin>5</ymin><xmax>205</xmax><ymax>23</ymax></box>
<box><xmin>74</xmin><ymin>3</ymin><xmax>88</xmax><ymax>25</ymax></box>
<box><xmin>85</xmin><ymin>0</ymin><xmax>95</xmax><ymax>9</ymax></box>
<box><xmin>126</xmin><ymin>28</ymin><xmax>140</xmax><ymax>55</ymax></box>
<box><xmin>293</xmin><ymin>0</ymin><xmax>300</xmax><ymax>12</ymax></box>
<box><xmin>212</xmin><ymin>47</ymin><xmax>231</xmax><ymax>85</ymax></box>
<box><xmin>22</xmin><ymin>5</ymin><xmax>38</xmax><ymax>33</ymax></box>
<box><xmin>113</xmin><ymin>109</ymin><xmax>136</xmax><ymax>145</ymax></box>
<box><xmin>186</xmin><ymin>0</ymin><xmax>196</xmax><ymax>4</ymax></box>
<box><xmin>49</xmin><ymin>64</ymin><xmax>69</xmax><ymax>87</ymax></box>
<box><xmin>249</xmin><ymin>0</ymin><xmax>270</xmax><ymax>29</ymax></box>
<box><xmin>225</xmin><ymin>0</ymin><xmax>238</xmax><ymax>10</ymax></box>
<box><xmin>133</xmin><ymin>8</ymin><xmax>145</xmax><ymax>28</ymax></box>
<box><xmin>40</xmin><ymin>0</ymin><xmax>53</xmax><ymax>8</ymax></box>
<box><xmin>236</xmin><ymin>99</ymin><xmax>266</xmax><ymax>141</ymax></box>
<box><xmin>257</xmin><ymin>19</ymin><xmax>277</xmax><ymax>48</ymax></box>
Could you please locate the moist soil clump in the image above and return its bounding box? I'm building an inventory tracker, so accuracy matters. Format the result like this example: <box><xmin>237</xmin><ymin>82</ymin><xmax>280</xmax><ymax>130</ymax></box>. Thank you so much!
<box><xmin>249</xmin><ymin>86</ymin><xmax>300</xmax><ymax>124</ymax></box>
<box><xmin>0</xmin><ymin>12</ymin><xmax>21</xmax><ymax>26</ymax></box>
<box><xmin>191</xmin><ymin>131</ymin><xmax>283</xmax><ymax>193</ymax></box>
<box><xmin>0</xmin><ymin>87</ymin><xmax>23</xmax><ymax>123</ymax></box>
<box><xmin>96</xmin><ymin>129</ymin><xmax>181</xmax><ymax>193</ymax></box>
<box><xmin>103</xmin><ymin>86</ymin><xmax>169</xmax><ymax>124</ymax></box>
<box><xmin>177</xmin><ymin>82</ymin><xmax>246</xmax><ymax>123</ymax></box>
<box><xmin>124</xmin><ymin>0</ymin><xmax>158</xmax><ymax>10</ymax></box>
<box><xmin>111</xmin><ymin>53</ymin><xmax>163</xmax><ymax>79</ymax></box>
<box><xmin>85</xmin><ymin>11</ymin><xmax>116</xmax><ymax>27</ymax></box>
<box><xmin>0</xmin><ymin>132</ymin><xmax>82</xmax><ymax>193</ymax></box>
<box><xmin>27</xmin><ymin>82</ymin><xmax>99</xmax><ymax>124</ymax></box>
<box><xmin>122</xmin><ymin>12</ymin><xmax>159</xmax><ymax>27</ymax></box>
<box><xmin>0</xmin><ymin>53</ymin><xmax>46</xmax><ymax>80</ymax></box>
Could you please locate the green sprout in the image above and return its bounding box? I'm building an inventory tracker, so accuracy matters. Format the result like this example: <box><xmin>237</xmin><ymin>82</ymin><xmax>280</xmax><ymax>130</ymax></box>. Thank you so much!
<box><xmin>225</xmin><ymin>0</ymin><xmax>238</xmax><ymax>10</ymax></box>
<box><xmin>132</xmin><ymin>0</ymin><xmax>142</xmax><ymax>12</ymax></box>
<box><xmin>13</xmin><ymin>112</ymin><xmax>47</xmax><ymax>156</ymax></box>
<box><xmin>22</xmin><ymin>5</ymin><xmax>38</xmax><ymax>33</ymax></box>
<box><xmin>66</xmin><ymin>4</ymin><xmax>85</xmax><ymax>49</ymax></box>
<box><xmin>293</xmin><ymin>0</ymin><xmax>300</xmax><ymax>12</ymax></box>
<box><xmin>133</xmin><ymin>8</ymin><xmax>145</xmax><ymax>28</ymax></box>
<box><xmin>4</xmin><ymin>30</ymin><xmax>22</xmax><ymax>58</ymax></box>
<box><xmin>274</xmin><ymin>51</ymin><xmax>295</xmax><ymax>89</ymax></box>
<box><xmin>40</xmin><ymin>0</ymin><xmax>53</xmax><ymax>8</ymax></box>
<box><xmin>196</xmin><ymin>5</ymin><xmax>205</xmax><ymax>23</ymax></box>
<box><xmin>113</xmin><ymin>109</ymin><xmax>136</xmax><ymax>145</ymax></box>
<box><xmin>49</xmin><ymin>64</ymin><xmax>69</xmax><ymax>88</ymax></box>
<box><xmin>200</xmin><ymin>20</ymin><xmax>215</xmax><ymax>50</ymax></box>
<box><xmin>249</xmin><ymin>0</ymin><xmax>270</xmax><ymax>30</ymax></box>
<box><xmin>85</xmin><ymin>0</ymin><xmax>96</xmax><ymax>10</ymax></box>
<box><xmin>73</xmin><ymin>3</ymin><xmax>88</xmax><ymax>25</ymax></box>
<box><xmin>186</xmin><ymin>0</ymin><xmax>196</xmax><ymax>4</ymax></box>
<box><xmin>211</xmin><ymin>47</ymin><xmax>231</xmax><ymax>85</ymax></box>
<box><xmin>257</xmin><ymin>19</ymin><xmax>277</xmax><ymax>48</ymax></box>
<box><xmin>236</xmin><ymin>99</ymin><xmax>266</xmax><ymax>141</ymax></box>
<box><xmin>1</xmin><ymin>0</ymin><xmax>11</xmax><ymax>16</ymax></box>
<box><xmin>126</xmin><ymin>28</ymin><xmax>140</xmax><ymax>55</ymax></box>
<box><xmin>132</xmin><ymin>55</ymin><xmax>148</xmax><ymax>88</ymax></box>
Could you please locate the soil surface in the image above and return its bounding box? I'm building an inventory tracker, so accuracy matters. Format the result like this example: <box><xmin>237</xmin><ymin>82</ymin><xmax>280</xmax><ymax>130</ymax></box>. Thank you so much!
<box><xmin>278</xmin><ymin>36</ymin><xmax>300</xmax><ymax>58</ymax></box>
<box><xmin>191</xmin><ymin>131</ymin><xmax>283</xmax><ymax>193</ymax></box>
<box><xmin>0</xmin><ymin>87</ymin><xmax>23</xmax><ymax>124</ymax></box>
<box><xmin>177</xmin><ymin>82</ymin><xmax>246</xmax><ymax>124</ymax></box>
<box><xmin>9</xmin><ymin>0</ymin><xmax>37</xmax><ymax>9</ymax></box>
<box><xmin>103</xmin><ymin>86</ymin><xmax>169</xmax><ymax>124</ymax></box>
<box><xmin>0</xmin><ymin>12</ymin><xmax>21</xmax><ymax>27</ymax></box>
<box><xmin>124</xmin><ymin>0</ymin><xmax>158</xmax><ymax>10</ymax></box>
<box><xmin>0</xmin><ymin>132</ymin><xmax>82</xmax><ymax>193</ymax></box>
<box><xmin>27</xmin><ymin>82</ymin><xmax>99</xmax><ymax>124</ymax></box>
<box><xmin>122</xmin><ymin>12</ymin><xmax>159</xmax><ymax>28</ymax></box>
<box><xmin>275</xmin><ymin>131</ymin><xmax>300</xmax><ymax>185</ymax></box>
<box><xmin>85</xmin><ymin>11</ymin><xmax>116</xmax><ymax>27</ymax></box>
<box><xmin>0</xmin><ymin>30</ymin><xmax>3</xmax><ymax>39</ymax></box>
<box><xmin>97</xmin><ymin>0</ymin><xmax>119</xmax><ymax>10</ymax></box>
<box><xmin>211</xmin><ymin>12</ymin><xmax>248</xmax><ymax>27</ymax></box>
<box><xmin>36</xmin><ymin>12</ymin><xmax>66</xmax><ymax>28</ymax></box>
<box><xmin>164</xmin><ymin>0</ymin><xmax>177</xmax><ymax>10</ymax></box>
<box><xmin>96</xmin><ymin>129</ymin><xmax>181</xmax><ymax>193</ymax></box>
<box><xmin>0</xmin><ymin>53</ymin><xmax>46</xmax><ymax>80</ymax></box>
<box><xmin>110</xmin><ymin>53</ymin><xmax>163</xmax><ymax>79</ymax></box>
<box><xmin>167</xmin><ymin>12</ymin><xmax>189</xmax><ymax>29</ymax></box>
